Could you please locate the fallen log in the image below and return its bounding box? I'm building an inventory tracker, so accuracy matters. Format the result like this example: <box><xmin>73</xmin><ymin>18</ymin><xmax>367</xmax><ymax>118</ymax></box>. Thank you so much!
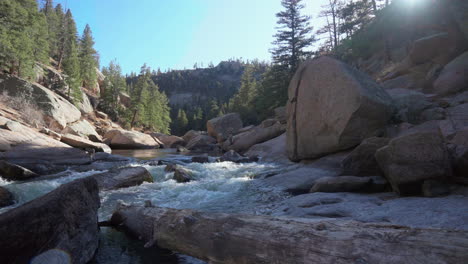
<box><xmin>110</xmin><ymin>204</ymin><xmax>468</xmax><ymax>264</ymax></box>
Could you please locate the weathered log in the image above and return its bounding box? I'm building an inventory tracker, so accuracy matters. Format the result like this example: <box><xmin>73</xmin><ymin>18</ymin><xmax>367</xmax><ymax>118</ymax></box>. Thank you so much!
<box><xmin>111</xmin><ymin>205</ymin><xmax>468</xmax><ymax>264</ymax></box>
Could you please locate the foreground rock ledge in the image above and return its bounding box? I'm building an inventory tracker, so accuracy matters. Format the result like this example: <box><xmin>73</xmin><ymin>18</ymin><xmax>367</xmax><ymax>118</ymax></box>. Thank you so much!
<box><xmin>111</xmin><ymin>205</ymin><xmax>468</xmax><ymax>264</ymax></box>
<box><xmin>0</xmin><ymin>177</ymin><xmax>100</xmax><ymax>264</ymax></box>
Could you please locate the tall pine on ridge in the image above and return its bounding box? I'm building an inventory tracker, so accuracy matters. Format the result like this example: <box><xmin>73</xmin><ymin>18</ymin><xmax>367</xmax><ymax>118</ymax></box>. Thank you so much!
<box><xmin>79</xmin><ymin>24</ymin><xmax>98</xmax><ymax>91</ymax></box>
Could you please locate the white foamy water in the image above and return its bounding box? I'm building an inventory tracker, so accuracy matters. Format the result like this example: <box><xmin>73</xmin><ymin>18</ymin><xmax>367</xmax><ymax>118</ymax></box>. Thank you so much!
<box><xmin>0</xmin><ymin>170</ymin><xmax>105</xmax><ymax>214</ymax></box>
<box><xmin>99</xmin><ymin>161</ymin><xmax>289</xmax><ymax>219</ymax></box>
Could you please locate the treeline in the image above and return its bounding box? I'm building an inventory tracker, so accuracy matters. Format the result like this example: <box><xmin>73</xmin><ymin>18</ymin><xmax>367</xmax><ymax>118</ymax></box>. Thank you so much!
<box><xmin>0</xmin><ymin>0</ymin><xmax>99</xmax><ymax>102</ymax></box>
<box><xmin>0</xmin><ymin>0</ymin><xmax>172</xmax><ymax>133</ymax></box>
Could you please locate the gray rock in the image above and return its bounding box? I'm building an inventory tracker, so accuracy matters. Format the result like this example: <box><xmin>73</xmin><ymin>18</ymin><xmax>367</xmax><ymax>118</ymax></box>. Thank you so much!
<box><xmin>433</xmin><ymin>51</ymin><xmax>468</xmax><ymax>96</ymax></box>
<box><xmin>408</xmin><ymin>33</ymin><xmax>450</xmax><ymax>65</ymax></box>
<box><xmin>62</xmin><ymin>120</ymin><xmax>102</xmax><ymax>142</ymax></box>
<box><xmin>261</xmin><ymin>166</ymin><xmax>337</xmax><ymax>195</ymax></box>
<box><xmin>0</xmin><ymin>74</ymin><xmax>81</xmax><ymax>130</ymax></box>
<box><xmin>287</xmin><ymin>57</ymin><xmax>394</xmax><ymax>161</ymax></box>
<box><xmin>422</xmin><ymin>180</ymin><xmax>452</xmax><ymax>197</ymax></box>
<box><xmin>223</xmin><ymin>120</ymin><xmax>285</xmax><ymax>153</ymax></box>
<box><xmin>310</xmin><ymin>176</ymin><xmax>372</xmax><ymax>193</ymax></box>
<box><xmin>218</xmin><ymin>150</ymin><xmax>257</xmax><ymax>163</ymax></box>
<box><xmin>376</xmin><ymin>124</ymin><xmax>452</xmax><ymax>195</ymax></box>
<box><xmin>191</xmin><ymin>156</ymin><xmax>210</xmax><ymax>163</ymax></box>
<box><xmin>0</xmin><ymin>186</ymin><xmax>14</xmax><ymax>208</ymax></box>
<box><xmin>0</xmin><ymin>177</ymin><xmax>100</xmax><ymax>264</ymax></box>
<box><xmin>386</xmin><ymin>88</ymin><xmax>433</xmax><ymax>124</ymax></box>
<box><xmin>151</xmin><ymin>133</ymin><xmax>185</xmax><ymax>148</ymax></box>
<box><xmin>245</xmin><ymin>133</ymin><xmax>290</xmax><ymax>163</ymax></box>
<box><xmin>104</xmin><ymin>129</ymin><xmax>160</xmax><ymax>149</ymax></box>
<box><xmin>273</xmin><ymin>192</ymin><xmax>468</xmax><ymax>230</ymax></box>
<box><xmin>173</xmin><ymin>167</ymin><xmax>193</xmax><ymax>183</ymax></box>
<box><xmin>186</xmin><ymin>134</ymin><xmax>217</xmax><ymax>152</ymax></box>
<box><xmin>0</xmin><ymin>161</ymin><xmax>39</xmax><ymax>181</ymax></box>
<box><xmin>341</xmin><ymin>137</ymin><xmax>390</xmax><ymax>176</ymax></box>
<box><xmin>207</xmin><ymin>113</ymin><xmax>243</xmax><ymax>143</ymax></box>
<box><xmin>93</xmin><ymin>167</ymin><xmax>153</xmax><ymax>191</ymax></box>
<box><xmin>61</xmin><ymin>133</ymin><xmax>111</xmax><ymax>153</ymax></box>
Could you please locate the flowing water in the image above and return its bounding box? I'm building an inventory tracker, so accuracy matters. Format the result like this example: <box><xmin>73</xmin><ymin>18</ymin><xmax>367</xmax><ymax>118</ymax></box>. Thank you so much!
<box><xmin>0</xmin><ymin>150</ymin><xmax>290</xmax><ymax>264</ymax></box>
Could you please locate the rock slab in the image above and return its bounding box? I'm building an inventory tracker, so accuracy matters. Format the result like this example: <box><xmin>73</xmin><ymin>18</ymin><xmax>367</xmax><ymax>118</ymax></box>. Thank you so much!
<box><xmin>0</xmin><ymin>177</ymin><xmax>100</xmax><ymax>264</ymax></box>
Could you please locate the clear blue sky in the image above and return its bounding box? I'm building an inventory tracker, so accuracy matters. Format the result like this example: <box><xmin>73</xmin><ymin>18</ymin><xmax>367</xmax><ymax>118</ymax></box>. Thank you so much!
<box><xmin>54</xmin><ymin>0</ymin><xmax>324</xmax><ymax>74</ymax></box>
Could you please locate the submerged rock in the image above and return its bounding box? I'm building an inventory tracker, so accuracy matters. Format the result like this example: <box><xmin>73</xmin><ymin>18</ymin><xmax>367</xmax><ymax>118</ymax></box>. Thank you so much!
<box><xmin>173</xmin><ymin>167</ymin><xmax>193</xmax><ymax>183</ymax></box>
<box><xmin>286</xmin><ymin>57</ymin><xmax>394</xmax><ymax>161</ymax></box>
<box><xmin>0</xmin><ymin>177</ymin><xmax>100</xmax><ymax>264</ymax></box>
<box><xmin>191</xmin><ymin>156</ymin><xmax>210</xmax><ymax>163</ymax></box>
<box><xmin>93</xmin><ymin>167</ymin><xmax>153</xmax><ymax>191</ymax></box>
<box><xmin>0</xmin><ymin>186</ymin><xmax>14</xmax><ymax>208</ymax></box>
<box><xmin>0</xmin><ymin>161</ymin><xmax>39</xmax><ymax>181</ymax></box>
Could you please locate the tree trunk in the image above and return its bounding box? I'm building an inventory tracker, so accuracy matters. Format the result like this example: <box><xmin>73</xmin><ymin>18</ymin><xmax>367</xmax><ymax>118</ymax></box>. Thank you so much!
<box><xmin>111</xmin><ymin>205</ymin><xmax>468</xmax><ymax>264</ymax></box>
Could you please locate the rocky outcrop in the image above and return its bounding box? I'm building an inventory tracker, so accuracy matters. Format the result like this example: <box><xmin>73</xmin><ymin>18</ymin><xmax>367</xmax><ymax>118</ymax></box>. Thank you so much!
<box><xmin>0</xmin><ymin>187</ymin><xmax>14</xmax><ymax>208</ymax></box>
<box><xmin>287</xmin><ymin>57</ymin><xmax>394</xmax><ymax>161</ymax></box>
<box><xmin>0</xmin><ymin>74</ymin><xmax>81</xmax><ymax>130</ymax></box>
<box><xmin>341</xmin><ymin>137</ymin><xmax>390</xmax><ymax>176</ymax></box>
<box><xmin>77</xmin><ymin>90</ymin><xmax>94</xmax><ymax>114</ymax></box>
<box><xmin>223</xmin><ymin>119</ymin><xmax>285</xmax><ymax>153</ymax></box>
<box><xmin>386</xmin><ymin>88</ymin><xmax>436</xmax><ymax>124</ymax></box>
<box><xmin>376</xmin><ymin>124</ymin><xmax>452</xmax><ymax>195</ymax></box>
<box><xmin>0</xmin><ymin>161</ymin><xmax>39</xmax><ymax>181</ymax></box>
<box><xmin>245</xmin><ymin>133</ymin><xmax>289</xmax><ymax>163</ymax></box>
<box><xmin>408</xmin><ymin>33</ymin><xmax>451</xmax><ymax>65</ymax></box>
<box><xmin>433</xmin><ymin>51</ymin><xmax>468</xmax><ymax>96</ymax></box>
<box><xmin>207</xmin><ymin>113</ymin><xmax>243</xmax><ymax>143</ymax></box>
<box><xmin>61</xmin><ymin>134</ymin><xmax>111</xmax><ymax>153</ymax></box>
<box><xmin>217</xmin><ymin>150</ymin><xmax>258</xmax><ymax>163</ymax></box>
<box><xmin>151</xmin><ymin>133</ymin><xmax>185</xmax><ymax>148</ymax></box>
<box><xmin>62</xmin><ymin>119</ymin><xmax>102</xmax><ymax>142</ymax></box>
<box><xmin>93</xmin><ymin>167</ymin><xmax>153</xmax><ymax>191</ymax></box>
<box><xmin>186</xmin><ymin>134</ymin><xmax>217</xmax><ymax>152</ymax></box>
<box><xmin>309</xmin><ymin>176</ymin><xmax>377</xmax><ymax>193</ymax></box>
<box><xmin>118</xmin><ymin>92</ymin><xmax>131</xmax><ymax>108</ymax></box>
<box><xmin>182</xmin><ymin>130</ymin><xmax>205</xmax><ymax>143</ymax></box>
<box><xmin>104</xmin><ymin>129</ymin><xmax>160</xmax><ymax>149</ymax></box>
<box><xmin>111</xmin><ymin>205</ymin><xmax>468</xmax><ymax>264</ymax></box>
<box><xmin>0</xmin><ymin>177</ymin><xmax>100</xmax><ymax>264</ymax></box>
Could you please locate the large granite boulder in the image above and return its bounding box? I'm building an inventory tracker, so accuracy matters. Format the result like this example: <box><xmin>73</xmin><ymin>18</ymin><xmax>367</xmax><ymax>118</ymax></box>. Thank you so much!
<box><xmin>0</xmin><ymin>74</ymin><xmax>81</xmax><ymax>130</ymax></box>
<box><xmin>0</xmin><ymin>177</ymin><xmax>100</xmax><ymax>264</ymax></box>
<box><xmin>287</xmin><ymin>57</ymin><xmax>394</xmax><ymax>161</ymax></box>
<box><xmin>186</xmin><ymin>134</ymin><xmax>217</xmax><ymax>152</ymax></box>
<box><xmin>341</xmin><ymin>137</ymin><xmax>390</xmax><ymax>176</ymax></box>
<box><xmin>433</xmin><ymin>52</ymin><xmax>468</xmax><ymax>96</ymax></box>
<box><xmin>104</xmin><ymin>129</ymin><xmax>160</xmax><ymax>149</ymax></box>
<box><xmin>151</xmin><ymin>133</ymin><xmax>185</xmax><ymax>148</ymax></box>
<box><xmin>61</xmin><ymin>134</ymin><xmax>111</xmax><ymax>153</ymax></box>
<box><xmin>62</xmin><ymin>119</ymin><xmax>102</xmax><ymax>142</ymax></box>
<box><xmin>93</xmin><ymin>167</ymin><xmax>153</xmax><ymax>191</ymax></box>
<box><xmin>182</xmin><ymin>130</ymin><xmax>205</xmax><ymax>143</ymax></box>
<box><xmin>207</xmin><ymin>113</ymin><xmax>243</xmax><ymax>143</ymax></box>
<box><xmin>408</xmin><ymin>33</ymin><xmax>451</xmax><ymax>65</ymax></box>
<box><xmin>375</xmin><ymin>124</ymin><xmax>452</xmax><ymax>195</ymax></box>
<box><xmin>224</xmin><ymin>119</ymin><xmax>285</xmax><ymax>153</ymax></box>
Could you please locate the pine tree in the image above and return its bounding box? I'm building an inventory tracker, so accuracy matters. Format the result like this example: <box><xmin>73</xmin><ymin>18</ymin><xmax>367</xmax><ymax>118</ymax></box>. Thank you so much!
<box><xmin>130</xmin><ymin>64</ymin><xmax>151</xmax><ymax>127</ymax></box>
<box><xmin>79</xmin><ymin>24</ymin><xmax>98</xmax><ymax>90</ymax></box>
<box><xmin>42</xmin><ymin>0</ymin><xmax>59</xmax><ymax>59</ymax></box>
<box><xmin>271</xmin><ymin>0</ymin><xmax>315</xmax><ymax>73</ymax></box>
<box><xmin>175</xmin><ymin>109</ymin><xmax>188</xmax><ymax>135</ymax></box>
<box><xmin>101</xmin><ymin>60</ymin><xmax>126</xmax><ymax>111</ymax></box>
<box><xmin>63</xmin><ymin>40</ymin><xmax>82</xmax><ymax>103</ymax></box>
<box><xmin>0</xmin><ymin>0</ymin><xmax>48</xmax><ymax>78</ymax></box>
<box><xmin>229</xmin><ymin>64</ymin><xmax>258</xmax><ymax>124</ymax></box>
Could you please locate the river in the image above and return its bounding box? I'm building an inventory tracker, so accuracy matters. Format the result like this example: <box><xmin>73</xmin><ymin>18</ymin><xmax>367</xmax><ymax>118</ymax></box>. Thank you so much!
<box><xmin>0</xmin><ymin>149</ymin><xmax>290</xmax><ymax>264</ymax></box>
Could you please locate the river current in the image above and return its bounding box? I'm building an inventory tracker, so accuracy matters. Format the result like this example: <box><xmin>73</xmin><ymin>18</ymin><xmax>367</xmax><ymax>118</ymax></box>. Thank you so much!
<box><xmin>0</xmin><ymin>150</ymin><xmax>289</xmax><ymax>264</ymax></box>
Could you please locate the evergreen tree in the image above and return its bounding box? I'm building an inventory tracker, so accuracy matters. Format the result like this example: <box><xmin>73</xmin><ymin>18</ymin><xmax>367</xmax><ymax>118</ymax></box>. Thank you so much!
<box><xmin>271</xmin><ymin>0</ymin><xmax>315</xmax><ymax>73</ymax></box>
<box><xmin>229</xmin><ymin>64</ymin><xmax>258</xmax><ymax>124</ymax></box>
<box><xmin>42</xmin><ymin>0</ymin><xmax>59</xmax><ymax>59</ymax></box>
<box><xmin>130</xmin><ymin>64</ymin><xmax>151</xmax><ymax>127</ymax></box>
<box><xmin>0</xmin><ymin>0</ymin><xmax>49</xmax><ymax>78</ymax></box>
<box><xmin>174</xmin><ymin>109</ymin><xmax>188</xmax><ymax>135</ymax></box>
<box><xmin>63</xmin><ymin>40</ymin><xmax>81</xmax><ymax>103</ymax></box>
<box><xmin>79</xmin><ymin>24</ymin><xmax>98</xmax><ymax>90</ymax></box>
<box><xmin>101</xmin><ymin>60</ymin><xmax>126</xmax><ymax>113</ymax></box>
